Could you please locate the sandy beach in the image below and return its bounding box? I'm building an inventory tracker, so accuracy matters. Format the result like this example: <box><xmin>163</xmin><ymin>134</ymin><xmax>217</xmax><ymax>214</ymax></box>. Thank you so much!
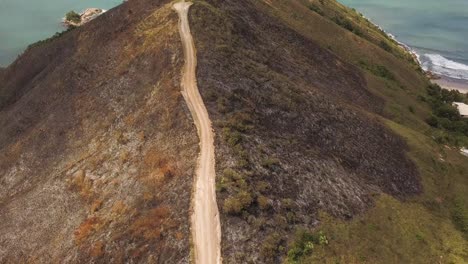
<box><xmin>433</xmin><ymin>76</ymin><xmax>468</xmax><ymax>94</ymax></box>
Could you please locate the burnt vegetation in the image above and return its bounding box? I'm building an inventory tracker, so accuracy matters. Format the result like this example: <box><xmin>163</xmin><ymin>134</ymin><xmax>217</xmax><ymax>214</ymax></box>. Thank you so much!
<box><xmin>190</xmin><ymin>0</ymin><xmax>421</xmax><ymax>262</ymax></box>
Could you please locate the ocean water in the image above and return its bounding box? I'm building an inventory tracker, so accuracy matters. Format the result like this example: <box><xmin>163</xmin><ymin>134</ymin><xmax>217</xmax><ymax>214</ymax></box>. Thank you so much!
<box><xmin>339</xmin><ymin>0</ymin><xmax>468</xmax><ymax>81</ymax></box>
<box><xmin>0</xmin><ymin>0</ymin><xmax>122</xmax><ymax>67</ymax></box>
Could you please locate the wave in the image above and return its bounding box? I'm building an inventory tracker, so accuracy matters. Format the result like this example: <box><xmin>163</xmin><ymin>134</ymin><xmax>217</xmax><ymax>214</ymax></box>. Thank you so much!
<box><xmin>351</xmin><ymin>13</ymin><xmax>468</xmax><ymax>81</ymax></box>
<box><xmin>420</xmin><ymin>53</ymin><xmax>468</xmax><ymax>81</ymax></box>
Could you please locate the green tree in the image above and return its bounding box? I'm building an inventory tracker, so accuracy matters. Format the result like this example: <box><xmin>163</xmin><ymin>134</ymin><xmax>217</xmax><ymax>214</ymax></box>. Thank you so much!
<box><xmin>66</xmin><ymin>11</ymin><xmax>81</xmax><ymax>24</ymax></box>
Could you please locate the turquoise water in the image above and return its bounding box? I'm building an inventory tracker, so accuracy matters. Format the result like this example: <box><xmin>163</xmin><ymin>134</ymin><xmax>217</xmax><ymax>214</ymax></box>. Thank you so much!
<box><xmin>339</xmin><ymin>0</ymin><xmax>468</xmax><ymax>81</ymax></box>
<box><xmin>0</xmin><ymin>0</ymin><xmax>122</xmax><ymax>67</ymax></box>
<box><xmin>1</xmin><ymin>0</ymin><xmax>467</xmax><ymax>81</ymax></box>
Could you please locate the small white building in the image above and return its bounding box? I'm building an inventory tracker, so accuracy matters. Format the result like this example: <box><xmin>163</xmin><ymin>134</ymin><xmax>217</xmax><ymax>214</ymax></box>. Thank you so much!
<box><xmin>453</xmin><ymin>102</ymin><xmax>468</xmax><ymax>118</ymax></box>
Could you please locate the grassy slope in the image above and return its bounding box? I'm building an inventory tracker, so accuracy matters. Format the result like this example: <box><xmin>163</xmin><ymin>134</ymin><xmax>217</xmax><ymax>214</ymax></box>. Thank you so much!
<box><xmin>259</xmin><ymin>0</ymin><xmax>468</xmax><ymax>262</ymax></box>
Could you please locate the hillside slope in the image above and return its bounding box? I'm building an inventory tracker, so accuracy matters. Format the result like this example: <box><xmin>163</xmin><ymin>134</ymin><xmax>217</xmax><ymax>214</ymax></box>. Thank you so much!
<box><xmin>189</xmin><ymin>0</ymin><xmax>467</xmax><ymax>262</ymax></box>
<box><xmin>0</xmin><ymin>0</ymin><xmax>198</xmax><ymax>262</ymax></box>
<box><xmin>0</xmin><ymin>0</ymin><xmax>467</xmax><ymax>263</ymax></box>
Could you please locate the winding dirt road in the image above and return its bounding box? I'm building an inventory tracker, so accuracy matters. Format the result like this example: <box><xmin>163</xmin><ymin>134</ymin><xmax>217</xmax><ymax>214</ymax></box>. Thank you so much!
<box><xmin>173</xmin><ymin>1</ymin><xmax>222</xmax><ymax>264</ymax></box>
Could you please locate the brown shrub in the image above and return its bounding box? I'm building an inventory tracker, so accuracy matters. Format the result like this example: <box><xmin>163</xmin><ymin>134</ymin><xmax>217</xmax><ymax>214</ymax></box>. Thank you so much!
<box><xmin>131</xmin><ymin>206</ymin><xmax>171</xmax><ymax>240</ymax></box>
<box><xmin>74</xmin><ymin>217</ymin><xmax>102</xmax><ymax>243</ymax></box>
<box><xmin>111</xmin><ymin>201</ymin><xmax>128</xmax><ymax>216</ymax></box>
<box><xmin>90</xmin><ymin>241</ymin><xmax>105</xmax><ymax>257</ymax></box>
<box><xmin>90</xmin><ymin>199</ymin><xmax>103</xmax><ymax>213</ymax></box>
<box><xmin>140</xmin><ymin>150</ymin><xmax>176</xmax><ymax>188</ymax></box>
<box><xmin>257</xmin><ymin>195</ymin><xmax>270</xmax><ymax>210</ymax></box>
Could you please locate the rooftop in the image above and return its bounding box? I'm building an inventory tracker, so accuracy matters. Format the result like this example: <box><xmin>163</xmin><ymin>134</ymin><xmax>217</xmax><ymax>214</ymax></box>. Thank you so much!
<box><xmin>453</xmin><ymin>102</ymin><xmax>468</xmax><ymax>117</ymax></box>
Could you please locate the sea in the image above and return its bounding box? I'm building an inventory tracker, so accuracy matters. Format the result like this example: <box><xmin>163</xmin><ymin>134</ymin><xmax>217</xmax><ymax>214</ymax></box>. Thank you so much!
<box><xmin>0</xmin><ymin>0</ymin><xmax>121</xmax><ymax>67</ymax></box>
<box><xmin>340</xmin><ymin>0</ymin><xmax>468</xmax><ymax>83</ymax></box>
<box><xmin>0</xmin><ymin>0</ymin><xmax>468</xmax><ymax>83</ymax></box>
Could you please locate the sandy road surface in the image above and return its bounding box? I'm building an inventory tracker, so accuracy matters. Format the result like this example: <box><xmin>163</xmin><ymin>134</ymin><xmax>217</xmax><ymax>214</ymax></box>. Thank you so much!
<box><xmin>173</xmin><ymin>1</ymin><xmax>222</xmax><ymax>264</ymax></box>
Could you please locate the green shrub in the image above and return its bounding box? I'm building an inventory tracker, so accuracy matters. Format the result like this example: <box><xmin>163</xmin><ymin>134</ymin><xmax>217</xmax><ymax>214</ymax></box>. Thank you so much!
<box><xmin>373</xmin><ymin>65</ymin><xmax>395</xmax><ymax>80</ymax></box>
<box><xmin>435</xmin><ymin>104</ymin><xmax>460</xmax><ymax>120</ymax></box>
<box><xmin>307</xmin><ymin>4</ymin><xmax>324</xmax><ymax>15</ymax></box>
<box><xmin>223</xmin><ymin>191</ymin><xmax>252</xmax><ymax>214</ymax></box>
<box><xmin>226</xmin><ymin>112</ymin><xmax>254</xmax><ymax>132</ymax></box>
<box><xmin>425</xmin><ymin>84</ymin><xmax>468</xmax><ymax>141</ymax></box>
<box><xmin>332</xmin><ymin>16</ymin><xmax>354</xmax><ymax>32</ymax></box>
<box><xmin>358</xmin><ymin>61</ymin><xmax>396</xmax><ymax>81</ymax></box>
<box><xmin>379</xmin><ymin>40</ymin><xmax>392</xmax><ymax>52</ymax></box>
<box><xmin>261</xmin><ymin>157</ymin><xmax>280</xmax><ymax>170</ymax></box>
<box><xmin>287</xmin><ymin>230</ymin><xmax>328</xmax><ymax>263</ymax></box>
<box><xmin>223</xmin><ymin>168</ymin><xmax>241</xmax><ymax>180</ymax></box>
<box><xmin>223</xmin><ymin>197</ymin><xmax>243</xmax><ymax>214</ymax></box>
<box><xmin>261</xmin><ymin>233</ymin><xmax>283</xmax><ymax>261</ymax></box>
<box><xmin>427</xmin><ymin>83</ymin><xmax>466</xmax><ymax>104</ymax></box>
<box><xmin>223</xmin><ymin>128</ymin><xmax>242</xmax><ymax>146</ymax></box>
<box><xmin>452</xmin><ymin>198</ymin><xmax>468</xmax><ymax>237</ymax></box>
<box><xmin>426</xmin><ymin>115</ymin><xmax>439</xmax><ymax>127</ymax></box>
<box><xmin>66</xmin><ymin>11</ymin><xmax>81</xmax><ymax>24</ymax></box>
<box><xmin>26</xmin><ymin>26</ymin><xmax>76</xmax><ymax>50</ymax></box>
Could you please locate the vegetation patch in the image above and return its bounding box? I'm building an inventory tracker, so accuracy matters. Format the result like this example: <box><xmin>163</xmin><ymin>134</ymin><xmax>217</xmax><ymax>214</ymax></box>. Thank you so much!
<box><xmin>287</xmin><ymin>229</ymin><xmax>328</xmax><ymax>263</ymax></box>
<box><xmin>66</xmin><ymin>11</ymin><xmax>82</xmax><ymax>24</ymax></box>
<box><xmin>425</xmin><ymin>83</ymin><xmax>468</xmax><ymax>146</ymax></box>
<box><xmin>27</xmin><ymin>27</ymin><xmax>76</xmax><ymax>50</ymax></box>
<box><xmin>452</xmin><ymin>198</ymin><xmax>468</xmax><ymax>239</ymax></box>
<box><xmin>74</xmin><ymin>217</ymin><xmax>103</xmax><ymax>244</ymax></box>
<box><xmin>359</xmin><ymin>60</ymin><xmax>396</xmax><ymax>81</ymax></box>
<box><xmin>130</xmin><ymin>206</ymin><xmax>172</xmax><ymax>240</ymax></box>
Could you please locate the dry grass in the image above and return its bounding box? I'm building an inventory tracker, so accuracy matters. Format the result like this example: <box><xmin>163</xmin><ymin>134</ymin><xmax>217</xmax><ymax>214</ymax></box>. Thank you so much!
<box><xmin>70</xmin><ymin>170</ymin><xmax>94</xmax><ymax>201</ymax></box>
<box><xmin>90</xmin><ymin>199</ymin><xmax>103</xmax><ymax>213</ymax></box>
<box><xmin>90</xmin><ymin>241</ymin><xmax>105</xmax><ymax>257</ymax></box>
<box><xmin>74</xmin><ymin>217</ymin><xmax>102</xmax><ymax>244</ymax></box>
<box><xmin>131</xmin><ymin>206</ymin><xmax>170</xmax><ymax>240</ymax></box>
<box><xmin>111</xmin><ymin>201</ymin><xmax>128</xmax><ymax>216</ymax></box>
<box><xmin>140</xmin><ymin>150</ymin><xmax>175</xmax><ymax>188</ymax></box>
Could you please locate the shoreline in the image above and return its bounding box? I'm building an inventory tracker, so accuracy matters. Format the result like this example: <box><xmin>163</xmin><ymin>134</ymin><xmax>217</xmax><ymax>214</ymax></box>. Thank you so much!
<box><xmin>63</xmin><ymin>8</ymin><xmax>106</xmax><ymax>27</ymax></box>
<box><xmin>367</xmin><ymin>18</ymin><xmax>468</xmax><ymax>94</ymax></box>
<box><xmin>432</xmin><ymin>76</ymin><xmax>468</xmax><ymax>94</ymax></box>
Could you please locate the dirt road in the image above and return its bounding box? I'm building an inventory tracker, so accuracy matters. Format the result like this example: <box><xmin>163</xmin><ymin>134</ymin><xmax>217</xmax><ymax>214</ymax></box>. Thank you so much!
<box><xmin>173</xmin><ymin>1</ymin><xmax>222</xmax><ymax>264</ymax></box>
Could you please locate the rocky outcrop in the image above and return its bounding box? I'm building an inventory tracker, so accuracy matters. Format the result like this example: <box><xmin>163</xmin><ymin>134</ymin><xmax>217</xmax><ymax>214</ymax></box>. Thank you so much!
<box><xmin>63</xmin><ymin>8</ymin><xmax>105</xmax><ymax>27</ymax></box>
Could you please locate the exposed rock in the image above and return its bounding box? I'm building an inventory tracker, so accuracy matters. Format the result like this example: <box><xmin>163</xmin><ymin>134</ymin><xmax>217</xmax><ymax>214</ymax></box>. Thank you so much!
<box><xmin>63</xmin><ymin>8</ymin><xmax>105</xmax><ymax>27</ymax></box>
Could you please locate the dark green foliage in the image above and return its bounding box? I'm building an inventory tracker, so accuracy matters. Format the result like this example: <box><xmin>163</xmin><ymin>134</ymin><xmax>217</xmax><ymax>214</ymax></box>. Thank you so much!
<box><xmin>223</xmin><ymin>191</ymin><xmax>253</xmax><ymax>215</ymax></box>
<box><xmin>379</xmin><ymin>40</ymin><xmax>392</xmax><ymax>52</ymax></box>
<box><xmin>66</xmin><ymin>11</ymin><xmax>81</xmax><ymax>24</ymax></box>
<box><xmin>359</xmin><ymin>61</ymin><xmax>396</xmax><ymax>81</ymax></box>
<box><xmin>426</xmin><ymin>115</ymin><xmax>439</xmax><ymax>127</ymax></box>
<box><xmin>435</xmin><ymin>104</ymin><xmax>460</xmax><ymax>120</ymax></box>
<box><xmin>27</xmin><ymin>26</ymin><xmax>76</xmax><ymax>50</ymax></box>
<box><xmin>373</xmin><ymin>65</ymin><xmax>395</xmax><ymax>80</ymax></box>
<box><xmin>425</xmin><ymin>83</ymin><xmax>468</xmax><ymax>140</ymax></box>
<box><xmin>427</xmin><ymin>83</ymin><xmax>466</xmax><ymax>104</ymax></box>
<box><xmin>331</xmin><ymin>15</ymin><xmax>363</xmax><ymax>36</ymax></box>
<box><xmin>307</xmin><ymin>4</ymin><xmax>324</xmax><ymax>16</ymax></box>
<box><xmin>332</xmin><ymin>16</ymin><xmax>353</xmax><ymax>31</ymax></box>
<box><xmin>261</xmin><ymin>233</ymin><xmax>284</xmax><ymax>261</ymax></box>
<box><xmin>452</xmin><ymin>198</ymin><xmax>468</xmax><ymax>238</ymax></box>
<box><xmin>287</xmin><ymin>230</ymin><xmax>328</xmax><ymax>263</ymax></box>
